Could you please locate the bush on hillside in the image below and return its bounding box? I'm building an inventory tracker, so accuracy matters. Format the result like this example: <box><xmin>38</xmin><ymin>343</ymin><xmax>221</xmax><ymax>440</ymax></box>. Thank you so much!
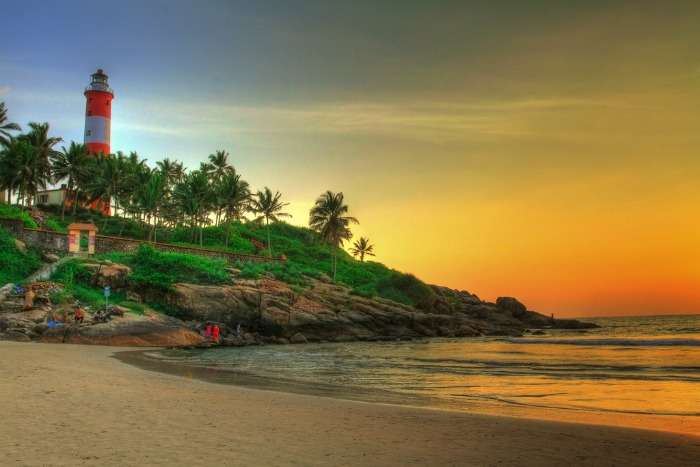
<box><xmin>125</xmin><ymin>245</ymin><xmax>229</xmax><ymax>291</ymax></box>
<box><xmin>0</xmin><ymin>204</ymin><xmax>38</xmax><ymax>228</ymax></box>
<box><xmin>0</xmin><ymin>227</ymin><xmax>42</xmax><ymax>285</ymax></box>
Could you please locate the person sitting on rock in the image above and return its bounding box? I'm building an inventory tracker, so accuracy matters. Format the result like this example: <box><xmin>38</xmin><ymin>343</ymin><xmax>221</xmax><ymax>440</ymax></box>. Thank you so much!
<box><xmin>212</xmin><ymin>324</ymin><xmax>220</xmax><ymax>343</ymax></box>
<box><xmin>74</xmin><ymin>305</ymin><xmax>85</xmax><ymax>324</ymax></box>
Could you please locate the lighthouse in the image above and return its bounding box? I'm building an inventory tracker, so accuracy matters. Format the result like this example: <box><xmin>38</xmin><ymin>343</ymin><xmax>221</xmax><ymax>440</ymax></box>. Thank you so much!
<box><xmin>84</xmin><ymin>69</ymin><xmax>113</xmax><ymax>155</ymax></box>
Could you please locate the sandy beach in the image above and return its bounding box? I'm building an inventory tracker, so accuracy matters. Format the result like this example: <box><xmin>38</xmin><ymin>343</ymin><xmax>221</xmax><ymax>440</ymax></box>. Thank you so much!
<box><xmin>1</xmin><ymin>342</ymin><xmax>698</xmax><ymax>467</ymax></box>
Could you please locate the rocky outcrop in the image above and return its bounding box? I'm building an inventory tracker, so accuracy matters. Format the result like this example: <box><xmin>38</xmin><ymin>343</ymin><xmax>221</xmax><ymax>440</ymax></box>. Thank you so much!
<box><xmin>159</xmin><ymin>276</ymin><xmax>596</xmax><ymax>344</ymax></box>
<box><xmin>39</xmin><ymin>313</ymin><xmax>204</xmax><ymax>346</ymax></box>
<box><xmin>1</xmin><ymin>260</ymin><xmax>596</xmax><ymax>347</ymax></box>
<box><xmin>83</xmin><ymin>263</ymin><xmax>132</xmax><ymax>290</ymax></box>
<box><xmin>0</xmin><ymin>291</ymin><xmax>203</xmax><ymax>347</ymax></box>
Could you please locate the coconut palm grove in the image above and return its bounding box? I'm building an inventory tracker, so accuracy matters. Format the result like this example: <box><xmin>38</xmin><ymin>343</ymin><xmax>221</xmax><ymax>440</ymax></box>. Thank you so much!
<box><xmin>0</xmin><ymin>100</ymin><xmax>427</xmax><ymax>310</ymax></box>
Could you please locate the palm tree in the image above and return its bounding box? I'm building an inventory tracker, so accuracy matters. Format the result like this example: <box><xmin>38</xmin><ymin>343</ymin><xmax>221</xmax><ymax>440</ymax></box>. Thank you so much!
<box><xmin>351</xmin><ymin>237</ymin><xmax>375</xmax><ymax>262</ymax></box>
<box><xmin>250</xmin><ymin>187</ymin><xmax>291</xmax><ymax>257</ymax></box>
<box><xmin>137</xmin><ymin>171</ymin><xmax>166</xmax><ymax>242</ymax></box>
<box><xmin>5</xmin><ymin>139</ymin><xmax>46</xmax><ymax>207</ymax></box>
<box><xmin>217</xmin><ymin>170</ymin><xmax>251</xmax><ymax>247</ymax></box>
<box><xmin>208</xmin><ymin>150</ymin><xmax>232</xmax><ymax>180</ymax></box>
<box><xmin>156</xmin><ymin>157</ymin><xmax>181</xmax><ymax>187</ymax></box>
<box><xmin>173</xmin><ymin>170</ymin><xmax>212</xmax><ymax>245</ymax></box>
<box><xmin>309</xmin><ymin>191</ymin><xmax>358</xmax><ymax>281</ymax></box>
<box><xmin>86</xmin><ymin>154</ymin><xmax>123</xmax><ymax>228</ymax></box>
<box><xmin>17</xmin><ymin>122</ymin><xmax>61</xmax><ymax>206</ymax></box>
<box><xmin>0</xmin><ymin>102</ymin><xmax>21</xmax><ymax>148</ymax></box>
<box><xmin>0</xmin><ymin>139</ymin><xmax>30</xmax><ymax>205</ymax></box>
<box><xmin>51</xmin><ymin>142</ymin><xmax>90</xmax><ymax>220</ymax></box>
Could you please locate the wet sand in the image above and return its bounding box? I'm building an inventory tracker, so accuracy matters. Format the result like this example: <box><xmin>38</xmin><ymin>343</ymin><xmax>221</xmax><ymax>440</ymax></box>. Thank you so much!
<box><xmin>1</xmin><ymin>341</ymin><xmax>699</xmax><ymax>466</ymax></box>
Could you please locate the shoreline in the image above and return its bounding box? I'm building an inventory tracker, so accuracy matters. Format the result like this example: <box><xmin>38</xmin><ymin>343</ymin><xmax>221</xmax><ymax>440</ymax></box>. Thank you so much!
<box><xmin>2</xmin><ymin>341</ymin><xmax>699</xmax><ymax>466</ymax></box>
<box><xmin>119</xmin><ymin>345</ymin><xmax>700</xmax><ymax>438</ymax></box>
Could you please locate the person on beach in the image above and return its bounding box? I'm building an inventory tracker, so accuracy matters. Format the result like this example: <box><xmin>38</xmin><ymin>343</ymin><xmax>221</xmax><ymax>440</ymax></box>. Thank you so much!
<box><xmin>205</xmin><ymin>323</ymin><xmax>212</xmax><ymax>339</ymax></box>
<box><xmin>212</xmin><ymin>324</ymin><xmax>220</xmax><ymax>343</ymax></box>
<box><xmin>74</xmin><ymin>305</ymin><xmax>85</xmax><ymax>324</ymax></box>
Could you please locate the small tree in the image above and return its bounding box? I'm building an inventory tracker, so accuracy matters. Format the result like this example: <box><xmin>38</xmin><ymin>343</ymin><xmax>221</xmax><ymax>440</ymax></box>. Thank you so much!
<box><xmin>309</xmin><ymin>191</ymin><xmax>358</xmax><ymax>281</ymax></box>
<box><xmin>250</xmin><ymin>187</ymin><xmax>291</xmax><ymax>257</ymax></box>
<box><xmin>351</xmin><ymin>237</ymin><xmax>375</xmax><ymax>262</ymax></box>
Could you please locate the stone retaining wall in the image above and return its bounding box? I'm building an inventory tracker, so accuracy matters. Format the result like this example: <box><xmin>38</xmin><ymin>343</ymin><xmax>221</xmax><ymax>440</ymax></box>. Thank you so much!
<box><xmin>3</xmin><ymin>220</ymin><xmax>280</xmax><ymax>264</ymax></box>
<box><xmin>22</xmin><ymin>228</ymin><xmax>69</xmax><ymax>253</ymax></box>
<box><xmin>95</xmin><ymin>234</ymin><xmax>281</xmax><ymax>264</ymax></box>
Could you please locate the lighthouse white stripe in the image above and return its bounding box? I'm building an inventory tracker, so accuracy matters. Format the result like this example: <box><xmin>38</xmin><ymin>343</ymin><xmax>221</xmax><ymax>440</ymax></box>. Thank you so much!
<box><xmin>84</xmin><ymin>116</ymin><xmax>111</xmax><ymax>145</ymax></box>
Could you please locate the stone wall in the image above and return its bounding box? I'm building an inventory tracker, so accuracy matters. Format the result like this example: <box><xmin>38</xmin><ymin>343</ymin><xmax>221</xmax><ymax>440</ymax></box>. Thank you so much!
<box><xmin>2</xmin><ymin>217</ymin><xmax>281</xmax><ymax>264</ymax></box>
<box><xmin>21</xmin><ymin>228</ymin><xmax>69</xmax><ymax>253</ymax></box>
<box><xmin>0</xmin><ymin>218</ymin><xmax>25</xmax><ymax>236</ymax></box>
<box><xmin>95</xmin><ymin>234</ymin><xmax>281</xmax><ymax>264</ymax></box>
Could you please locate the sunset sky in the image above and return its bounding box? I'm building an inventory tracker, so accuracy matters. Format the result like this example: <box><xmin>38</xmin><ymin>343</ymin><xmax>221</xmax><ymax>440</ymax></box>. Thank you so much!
<box><xmin>2</xmin><ymin>1</ymin><xmax>699</xmax><ymax>317</ymax></box>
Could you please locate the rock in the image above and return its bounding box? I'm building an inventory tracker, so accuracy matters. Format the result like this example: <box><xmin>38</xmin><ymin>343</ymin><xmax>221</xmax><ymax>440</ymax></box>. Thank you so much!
<box><xmin>226</xmin><ymin>267</ymin><xmax>242</xmax><ymax>276</ymax></box>
<box><xmin>88</xmin><ymin>263</ymin><xmax>132</xmax><ymax>290</ymax></box>
<box><xmin>43</xmin><ymin>253</ymin><xmax>60</xmax><ymax>263</ymax></box>
<box><xmin>40</xmin><ymin>312</ymin><xmax>204</xmax><ymax>346</ymax></box>
<box><xmin>496</xmin><ymin>297</ymin><xmax>528</xmax><ymax>318</ymax></box>
<box><xmin>14</xmin><ymin>239</ymin><xmax>27</xmax><ymax>253</ymax></box>
<box><xmin>0</xmin><ymin>283</ymin><xmax>14</xmax><ymax>303</ymax></box>
<box><xmin>317</xmin><ymin>273</ymin><xmax>332</xmax><ymax>283</ymax></box>
<box><xmin>289</xmin><ymin>332</ymin><xmax>308</xmax><ymax>344</ymax></box>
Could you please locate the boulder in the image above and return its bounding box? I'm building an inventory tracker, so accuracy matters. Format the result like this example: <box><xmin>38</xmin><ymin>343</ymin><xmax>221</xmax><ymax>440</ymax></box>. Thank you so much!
<box><xmin>14</xmin><ymin>239</ymin><xmax>27</xmax><ymax>253</ymax></box>
<box><xmin>43</xmin><ymin>253</ymin><xmax>60</xmax><ymax>263</ymax></box>
<box><xmin>40</xmin><ymin>312</ymin><xmax>205</xmax><ymax>346</ymax></box>
<box><xmin>87</xmin><ymin>263</ymin><xmax>132</xmax><ymax>290</ymax></box>
<box><xmin>496</xmin><ymin>297</ymin><xmax>528</xmax><ymax>318</ymax></box>
<box><xmin>289</xmin><ymin>332</ymin><xmax>308</xmax><ymax>344</ymax></box>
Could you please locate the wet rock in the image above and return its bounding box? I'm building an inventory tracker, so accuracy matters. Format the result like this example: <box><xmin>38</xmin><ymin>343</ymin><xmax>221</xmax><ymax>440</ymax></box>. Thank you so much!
<box><xmin>289</xmin><ymin>332</ymin><xmax>308</xmax><ymax>344</ymax></box>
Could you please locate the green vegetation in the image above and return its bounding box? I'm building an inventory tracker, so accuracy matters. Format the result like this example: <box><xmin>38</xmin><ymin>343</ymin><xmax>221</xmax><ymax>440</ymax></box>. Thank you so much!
<box><xmin>0</xmin><ymin>227</ymin><xmax>42</xmax><ymax>285</ymax></box>
<box><xmin>0</xmin><ymin>204</ymin><xmax>38</xmax><ymax>228</ymax></box>
<box><xmin>108</xmin><ymin>245</ymin><xmax>229</xmax><ymax>292</ymax></box>
<box><xmin>1</xmin><ymin>100</ymin><xmax>438</xmax><ymax>310</ymax></box>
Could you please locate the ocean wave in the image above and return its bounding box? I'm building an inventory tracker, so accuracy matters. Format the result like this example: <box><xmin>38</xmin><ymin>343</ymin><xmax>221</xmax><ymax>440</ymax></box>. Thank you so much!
<box><xmin>504</xmin><ymin>337</ymin><xmax>700</xmax><ymax>347</ymax></box>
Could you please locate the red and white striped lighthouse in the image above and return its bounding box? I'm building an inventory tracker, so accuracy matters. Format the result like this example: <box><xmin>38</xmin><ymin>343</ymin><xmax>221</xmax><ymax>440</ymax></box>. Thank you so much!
<box><xmin>84</xmin><ymin>69</ymin><xmax>113</xmax><ymax>155</ymax></box>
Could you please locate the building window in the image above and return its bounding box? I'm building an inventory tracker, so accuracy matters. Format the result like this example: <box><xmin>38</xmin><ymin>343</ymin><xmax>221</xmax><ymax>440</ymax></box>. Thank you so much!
<box><xmin>39</xmin><ymin>195</ymin><xmax>48</xmax><ymax>204</ymax></box>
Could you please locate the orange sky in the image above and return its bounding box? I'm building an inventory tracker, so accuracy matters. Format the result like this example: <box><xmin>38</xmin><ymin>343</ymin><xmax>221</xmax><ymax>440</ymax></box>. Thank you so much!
<box><xmin>4</xmin><ymin>1</ymin><xmax>699</xmax><ymax>316</ymax></box>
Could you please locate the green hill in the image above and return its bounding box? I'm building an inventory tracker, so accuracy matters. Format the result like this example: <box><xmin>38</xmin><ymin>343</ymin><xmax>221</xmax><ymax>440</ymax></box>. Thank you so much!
<box><xmin>37</xmin><ymin>207</ymin><xmax>438</xmax><ymax>310</ymax></box>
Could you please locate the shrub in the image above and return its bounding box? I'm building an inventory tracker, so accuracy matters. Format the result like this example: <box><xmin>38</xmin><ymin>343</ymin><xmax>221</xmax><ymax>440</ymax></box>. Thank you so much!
<box><xmin>0</xmin><ymin>227</ymin><xmax>42</xmax><ymax>285</ymax></box>
<box><xmin>44</xmin><ymin>219</ymin><xmax>67</xmax><ymax>233</ymax></box>
<box><xmin>126</xmin><ymin>245</ymin><xmax>229</xmax><ymax>291</ymax></box>
<box><xmin>0</xmin><ymin>204</ymin><xmax>38</xmax><ymax>228</ymax></box>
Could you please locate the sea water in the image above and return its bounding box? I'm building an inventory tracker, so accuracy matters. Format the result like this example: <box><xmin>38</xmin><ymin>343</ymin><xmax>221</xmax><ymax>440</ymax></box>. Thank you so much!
<box><xmin>137</xmin><ymin>315</ymin><xmax>700</xmax><ymax>435</ymax></box>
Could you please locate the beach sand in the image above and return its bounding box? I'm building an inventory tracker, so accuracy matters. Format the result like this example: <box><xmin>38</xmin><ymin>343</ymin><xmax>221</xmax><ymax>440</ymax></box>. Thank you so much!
<box><xmin>1</xmin><ymin>341</ymin><xmax>698</xmax><ymax>467</ymax></box>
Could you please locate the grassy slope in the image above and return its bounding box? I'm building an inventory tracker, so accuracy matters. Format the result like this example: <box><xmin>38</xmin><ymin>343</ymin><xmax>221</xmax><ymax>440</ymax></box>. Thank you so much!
<box><xmin>33</xmin><ymin>206</ymin><xmax>439</xmax><ymax>309</ymax></box>
<box><xmin>0</xmin><ymin>226</ymin><xmax>42</xmax><ymax>285</ymax></box>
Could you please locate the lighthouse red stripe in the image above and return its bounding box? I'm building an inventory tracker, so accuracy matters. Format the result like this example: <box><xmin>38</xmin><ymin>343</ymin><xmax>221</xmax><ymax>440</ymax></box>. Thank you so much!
<box><xmin>86</xmin><ymin>142</ymin><xmax>110</xmax><ymax>155</ymax></box>
<box><xmin>85</xmin><ymin>91</ymin><xmax>113</xmax><ymax>118</ymax></box>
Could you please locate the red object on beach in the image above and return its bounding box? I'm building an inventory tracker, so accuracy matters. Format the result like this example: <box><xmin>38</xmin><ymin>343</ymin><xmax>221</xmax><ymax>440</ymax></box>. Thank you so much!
<box><xmin>212</xmin><ymin>325</ymin><xmax>220</xmax><ymax>342</ymax></box>
<box><xmin>205</xmin><ymin>324</ymin><xmax>212</xmax><ymax>338</ymax></box>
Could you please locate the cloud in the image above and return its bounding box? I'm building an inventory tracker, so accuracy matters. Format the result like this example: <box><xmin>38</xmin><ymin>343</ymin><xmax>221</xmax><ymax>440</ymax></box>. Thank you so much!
<box><xmin>114</xmin><ymin>96</ymin><xmax>605</xmax><ymax>144</ymax></box>
<box><xmin>0</xmin><ymin>86</ymin><xmax>10</xmax><ymax>97</ymax></box>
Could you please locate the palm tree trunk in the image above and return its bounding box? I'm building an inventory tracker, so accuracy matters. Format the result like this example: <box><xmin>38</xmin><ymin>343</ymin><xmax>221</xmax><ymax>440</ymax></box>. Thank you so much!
<box><xmin>332</xmin><ymin>249</ymin><xmax>337</xmax><ymax>282</ymax></box>
<box><xmin>266</xmin><ymin>217</ymin><xmax>272</xmax><ymax>258</ymax></box>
